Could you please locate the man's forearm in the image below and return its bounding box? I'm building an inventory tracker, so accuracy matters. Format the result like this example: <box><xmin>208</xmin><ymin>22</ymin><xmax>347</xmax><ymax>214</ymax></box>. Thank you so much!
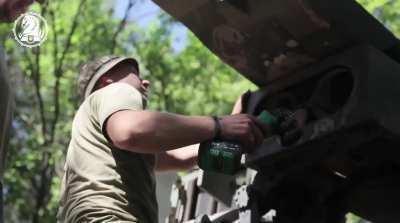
<box><xmin>107</xmin><ymin>110</ymin><xmax>214</xmax><ymax>153</ymax></box>
<box><xmin>155</xmin><ymin>144</ymin><xmax>199</xmax><ymax>171</ymax></box>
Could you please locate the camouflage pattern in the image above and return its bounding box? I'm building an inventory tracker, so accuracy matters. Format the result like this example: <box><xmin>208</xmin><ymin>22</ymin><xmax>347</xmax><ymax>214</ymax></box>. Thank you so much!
<box><xmin>152</xmin><ymin>0</ymin><xmax>399</xmax><ymax>87</ymax></box>
<box><xmin>78</xmin><ymin>56</ymin><xmax>139</xmax><ymax>101</ymax></box>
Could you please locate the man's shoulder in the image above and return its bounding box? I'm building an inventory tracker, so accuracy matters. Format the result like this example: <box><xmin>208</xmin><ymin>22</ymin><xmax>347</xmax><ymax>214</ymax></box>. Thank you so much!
<box><xmin>80</xmin><ymin>83</ymin><xmax>143</xmax><ymax>125</ymax></box>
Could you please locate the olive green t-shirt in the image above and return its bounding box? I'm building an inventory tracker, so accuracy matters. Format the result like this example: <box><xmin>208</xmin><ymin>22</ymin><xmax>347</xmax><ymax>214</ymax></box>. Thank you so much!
<box><xmin>57</xmin><ymin>83</ymin><xmax>158</xmax><ymax>223</ymax></box>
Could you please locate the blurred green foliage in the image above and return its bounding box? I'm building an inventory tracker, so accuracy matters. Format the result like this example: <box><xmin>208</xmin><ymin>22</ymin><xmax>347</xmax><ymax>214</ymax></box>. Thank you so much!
<box><xmin>357</xmin><ymin>0</ymin><xmax>400</xmax><ymax>36</ymax></box>
<box><xmin>0</xmin><ymin>0</ymin><xmax>398</xmax><ymax>222</ymax></box>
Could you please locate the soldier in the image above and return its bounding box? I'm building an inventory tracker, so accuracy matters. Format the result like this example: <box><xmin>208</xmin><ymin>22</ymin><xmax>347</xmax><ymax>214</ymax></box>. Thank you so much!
<box><xmin>57</xmin><ymin>56</ymin><xmax>269</xmax><ymax>222</ymax></box>
<box><xmin>0</xmin><ymin>0</ymin><xmax>39</xmax><ymax>221</ymax></box>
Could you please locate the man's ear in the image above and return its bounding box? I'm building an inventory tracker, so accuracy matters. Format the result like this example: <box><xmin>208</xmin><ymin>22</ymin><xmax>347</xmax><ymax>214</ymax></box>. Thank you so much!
<box><xmin>95</xmin><ymin>75</ymin><xmax>114</xmax><ymax>90</ymax></box>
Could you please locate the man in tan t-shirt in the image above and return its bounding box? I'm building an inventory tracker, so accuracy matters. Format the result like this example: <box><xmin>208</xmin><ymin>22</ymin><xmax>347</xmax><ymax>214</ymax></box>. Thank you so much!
<box><xmin>57</xmin><ymin>56</ymin><xmax>268</xmax><ymax>222</ymax></box>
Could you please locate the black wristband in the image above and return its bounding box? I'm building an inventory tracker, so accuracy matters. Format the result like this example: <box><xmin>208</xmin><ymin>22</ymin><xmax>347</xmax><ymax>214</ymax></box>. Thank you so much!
<box><xmin>212</xmin><ymin>116</ymin><xmax>222</xmax><ymax>140</ymax></box>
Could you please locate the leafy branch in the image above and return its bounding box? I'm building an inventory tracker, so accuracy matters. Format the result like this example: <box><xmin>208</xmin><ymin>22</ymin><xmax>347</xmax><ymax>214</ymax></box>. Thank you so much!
<box><xmin>110</xmin><ymin>0</ymin><xmax>136</xmax><ymax>54</ymax></box>
<box><xmin>29</xmin><ymin>1</ymin><xmax>87</xmax><ymax>222</ymax></box>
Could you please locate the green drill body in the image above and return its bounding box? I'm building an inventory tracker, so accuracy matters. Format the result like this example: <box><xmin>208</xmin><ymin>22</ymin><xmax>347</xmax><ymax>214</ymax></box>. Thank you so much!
<box><xmin>198</xmin><ymin>111</ymin><xmax>278</xmax><ymax>175</ymax></box>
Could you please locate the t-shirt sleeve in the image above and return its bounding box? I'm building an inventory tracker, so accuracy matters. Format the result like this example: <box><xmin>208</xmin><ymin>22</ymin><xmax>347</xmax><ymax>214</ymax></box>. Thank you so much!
<box><xmin>94</xmin><ymin>83</ymin><xmax>143</xmax><ymax>132</ymax></box>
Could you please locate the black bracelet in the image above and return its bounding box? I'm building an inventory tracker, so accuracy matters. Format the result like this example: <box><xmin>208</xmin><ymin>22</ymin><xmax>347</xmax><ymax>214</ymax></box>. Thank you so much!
<box><xmin>212</xmin><ymin>116</ymin><xmax>222</xmax><ymax>141</ymax></box>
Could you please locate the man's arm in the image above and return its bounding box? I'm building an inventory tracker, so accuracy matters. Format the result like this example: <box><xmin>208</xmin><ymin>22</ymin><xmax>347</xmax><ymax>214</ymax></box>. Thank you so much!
<box><xmin>106</xmin><ymin>110</ymin><xmax>267</xmax><ymax>154</ymax></box>
<box><xmin>154</xmin><ymin>93</ymin><xmax>249</xmax><ymax>171</ymax></box>
<box><xmin>155</xmin><ymin>144</ymin><xmax>199</xmax><ymax>171</ymax></box>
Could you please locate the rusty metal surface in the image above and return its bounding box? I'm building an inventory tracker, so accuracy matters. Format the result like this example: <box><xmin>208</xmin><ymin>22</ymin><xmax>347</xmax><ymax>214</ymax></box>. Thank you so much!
<box><xmin>152</xmin><ymin>0</ymin><xmax>399</xmax><ymax>87</ymax></box>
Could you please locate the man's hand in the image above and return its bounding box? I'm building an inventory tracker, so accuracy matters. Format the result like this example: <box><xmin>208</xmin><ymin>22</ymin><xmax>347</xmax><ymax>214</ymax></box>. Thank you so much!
<box><xmin>219</xmin><ymin>114</ymin><xmax>270</xmax><ymax>151</ymax></box>
<box><xmin>226</xmin><ymin>91</ymin><xmax>268</xmax><ymax>151</ymax></box>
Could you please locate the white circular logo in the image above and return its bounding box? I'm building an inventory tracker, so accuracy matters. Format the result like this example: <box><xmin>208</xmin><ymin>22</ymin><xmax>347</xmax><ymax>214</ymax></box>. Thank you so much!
<box><xmin>13</xmin><ymin>12</ymin><xmax>48</xmax><ymax>48</ymax></box>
